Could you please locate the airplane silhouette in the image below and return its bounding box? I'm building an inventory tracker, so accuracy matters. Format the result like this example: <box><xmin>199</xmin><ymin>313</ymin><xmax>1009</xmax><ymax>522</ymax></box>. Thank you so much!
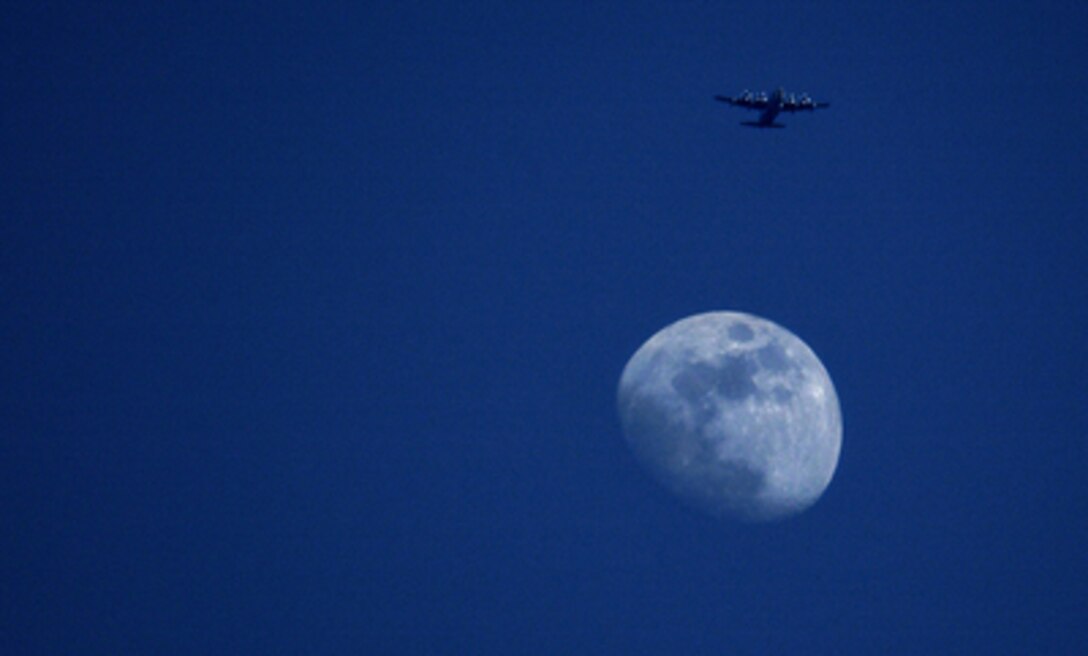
<box><xmin>714</xmin><ymin>88</ymin><xmax>830</xmax><ymax>128</ymax></box>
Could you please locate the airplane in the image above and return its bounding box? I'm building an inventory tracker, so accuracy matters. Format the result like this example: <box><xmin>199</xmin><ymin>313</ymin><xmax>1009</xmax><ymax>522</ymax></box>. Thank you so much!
<box><xmin>714</xmin><ymin>87</ymin><xmax>829</xmax><ymax>128</ymax></box>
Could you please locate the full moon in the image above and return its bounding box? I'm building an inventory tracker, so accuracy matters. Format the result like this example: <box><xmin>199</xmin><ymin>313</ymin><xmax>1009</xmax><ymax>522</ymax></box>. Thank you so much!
<box><xmin>617</xmin><ymin>311</ymin><xmax>842</xmax><ymax>522</ymax></box>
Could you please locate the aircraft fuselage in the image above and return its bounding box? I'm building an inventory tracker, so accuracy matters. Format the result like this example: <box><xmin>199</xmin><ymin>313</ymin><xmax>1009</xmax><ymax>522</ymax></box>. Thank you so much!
<box><xmin>751</xmin><ymin>88</ymin><xmax>786</xmax><ymax>128</ymax></box>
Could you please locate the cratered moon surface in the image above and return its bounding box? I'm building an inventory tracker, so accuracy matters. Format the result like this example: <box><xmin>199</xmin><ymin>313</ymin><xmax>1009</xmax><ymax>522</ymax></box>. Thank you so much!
<box><xmin>617</xmin><ymin>311</ymin><xmax>841</xmax><ymax>522</ymax></box>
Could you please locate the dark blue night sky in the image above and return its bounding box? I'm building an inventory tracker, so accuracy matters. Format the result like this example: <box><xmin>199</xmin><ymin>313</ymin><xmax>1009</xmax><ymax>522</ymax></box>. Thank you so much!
<box><xmin>4</xmin><ymin>2</ymin><xmax>1086</xmax><ymax>653</ymax></box>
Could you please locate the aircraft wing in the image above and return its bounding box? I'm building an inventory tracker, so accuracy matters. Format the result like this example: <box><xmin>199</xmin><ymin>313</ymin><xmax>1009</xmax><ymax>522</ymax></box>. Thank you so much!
<box><xmin>780</xmin><ymin>97</ymin><xmax>830</xmax><ymax>112</ymax></box>
<box><xmin>715</xmin><ymin>94</ymin><xmax>768</xmax><ymax>109</ymax></box>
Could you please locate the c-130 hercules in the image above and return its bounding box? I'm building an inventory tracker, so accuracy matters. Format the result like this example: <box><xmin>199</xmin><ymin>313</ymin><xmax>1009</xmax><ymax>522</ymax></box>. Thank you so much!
<box><xmin>714</xmin><ymin>87</ymin><xmax>830</xmax><ymax>128</ymax></box>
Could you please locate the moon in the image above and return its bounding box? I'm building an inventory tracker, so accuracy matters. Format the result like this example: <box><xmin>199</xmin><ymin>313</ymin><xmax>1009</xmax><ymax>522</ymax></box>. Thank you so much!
<box><xmin>617</xmin><ymin>311</ymin><xmax>842</xmax><ymax>522</ymax></box>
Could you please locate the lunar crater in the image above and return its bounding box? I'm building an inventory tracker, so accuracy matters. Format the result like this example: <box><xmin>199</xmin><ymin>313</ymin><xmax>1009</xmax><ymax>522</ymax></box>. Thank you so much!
<box><xmin>712</xmin><ymin>354</ymin><xmax>758</xmax><ymax>400</ymax></box>
<box><xmin>728</xmin><ymin>323</ymin><xmax>755</xmax><ymax>342</ymax></box>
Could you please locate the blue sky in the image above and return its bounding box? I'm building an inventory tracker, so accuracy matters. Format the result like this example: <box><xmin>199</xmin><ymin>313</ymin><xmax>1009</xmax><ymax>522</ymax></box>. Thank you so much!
<box><xmin>4</xmin><ymin>2</ymin><xmax>1087</xmax><ymax>653</ymax></box>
